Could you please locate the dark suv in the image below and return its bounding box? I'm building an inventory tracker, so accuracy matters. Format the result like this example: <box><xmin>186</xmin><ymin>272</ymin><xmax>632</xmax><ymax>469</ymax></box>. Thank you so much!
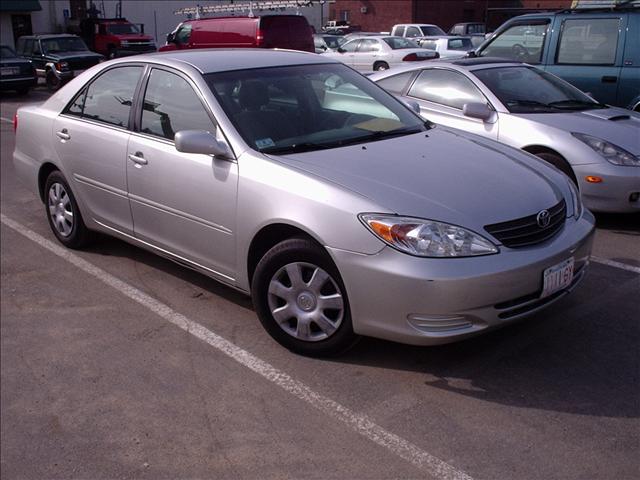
<box><xmin>472</xmin><ymin>4</ymin><xmax>640</xmax><ymax>110</ymax></box>
<box><xmin>15</xmin><ymin>34</ymin><xmax>103</xmax><ymax>90</ymax></box>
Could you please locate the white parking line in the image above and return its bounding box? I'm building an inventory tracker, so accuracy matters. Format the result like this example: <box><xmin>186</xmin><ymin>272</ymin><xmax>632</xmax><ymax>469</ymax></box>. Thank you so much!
<box><xmin>0</xmin><ymin>213</ymin><xmax>473</xmax><ymax>480</ymax></box>
<box><xmin>591</xmin><ymin>256</ymin><xmax>640</xmax><ymax>274</ymax></box>
<box><xmin>0</xmin><ymin>116</ymin><xmax>13</xmax><ymax>123</ymax></box>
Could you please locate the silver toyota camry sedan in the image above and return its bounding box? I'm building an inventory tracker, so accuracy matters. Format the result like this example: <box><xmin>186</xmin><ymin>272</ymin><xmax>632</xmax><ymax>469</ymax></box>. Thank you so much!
<box><xmin>371</xmin><ymin>58</ymin><xmax>640</xmax><ymax>213</ymax></box>
<box><xmin>14</xmin><ymin>50</ymin><xmax>595</xmax><ymax>356</ymax></box>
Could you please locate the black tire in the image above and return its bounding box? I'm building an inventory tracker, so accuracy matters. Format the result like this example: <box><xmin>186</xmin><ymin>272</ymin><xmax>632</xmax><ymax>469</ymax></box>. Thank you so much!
<box><xmin>46</xmin><ymin>70</ymin><xmax>61</xmax><ymax>92</ymax></box>
<box><xmin>534</xmin><ymin>151</ymin><xmax>578</xmax><ymax>186</ymax></box>
<box><xmin>251</xmin><ymin>237</ymin><xmax>358</xmax><ymax>357</ymax></box>
<box><xmin>373</xmin><ymin>61</ymin><xmax>389</xmax><ymax>71</ymax></box>
<box><xmin>44</xmin><ymin>170</ymin><xmax>94</xmax><ymax>249</ymax></box>
<box><xmin>16</xmin><ymin>86</ymin><xmax>30</xmax><ymax>96</ymax></box>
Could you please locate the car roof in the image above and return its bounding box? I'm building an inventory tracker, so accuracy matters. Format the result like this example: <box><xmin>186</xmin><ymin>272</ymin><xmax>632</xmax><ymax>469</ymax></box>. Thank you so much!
<box><xmin>370</xmin><ymin>58</ymin><xmax>525</xmax><ymax>78</ymax></box>
<box><xmin>127</xmin><ymin>48</ymin><xmax>337</xmax><ymax>74</ymax></box>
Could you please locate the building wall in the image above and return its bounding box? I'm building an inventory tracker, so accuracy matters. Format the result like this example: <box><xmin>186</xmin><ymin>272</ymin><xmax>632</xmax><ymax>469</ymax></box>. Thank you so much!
<box><xmin>328</xmin><ymin>0</ymin><xmax>573</xmax><ymax>33</ymax></box>
<box><xmin>1</xmin><ymin>15</ymin><xmax>14</xmax><ymax>47</ymax></box>
<box><xmin>328</xmin><ymin>0</ymin><xmax>413</xmax><ymax>32</ymax></box>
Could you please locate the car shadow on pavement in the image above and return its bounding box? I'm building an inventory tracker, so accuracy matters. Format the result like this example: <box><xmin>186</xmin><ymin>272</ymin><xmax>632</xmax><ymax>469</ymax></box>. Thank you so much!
<box><xmin>594</xmin><ymin>212</ymin><xmax>640</xmax><ymax>234</ymax></box>
<box><xmin>335</xmin><ymin>263</ymin><xmax>640</xmax><ymax>419</ymax></box>
<box><xmin>83</xmin><ymin>232</ymin><xmax>638</xmax><ymax>420</ymax></box>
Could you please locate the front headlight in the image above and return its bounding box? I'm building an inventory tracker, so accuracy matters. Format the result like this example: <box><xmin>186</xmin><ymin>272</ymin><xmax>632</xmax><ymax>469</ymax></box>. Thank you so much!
<box><xmin>567</xmin><ymin>180</ymin><xmax>583</xmax><ymax>218</ymax></box>
<box><xmin>359</xmin><ymin>214</ymin><xmax>499</xmax><ymax>257</ymax></box>
<box><xmin>572</xmin><ymin>133</ymin><xmax>639</xmax><ymax>166</ymax></box>
<box><xmin>55</xmin><ymin>61</ymin><xmax>69</xmax><ymax>71</ymax></box>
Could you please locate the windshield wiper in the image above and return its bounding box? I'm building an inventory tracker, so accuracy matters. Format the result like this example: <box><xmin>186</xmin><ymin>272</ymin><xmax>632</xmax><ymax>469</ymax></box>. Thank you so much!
<box><xmin>261</xmin><ymin>142</ymin><xmax>333</xmax><ymax>154</ymax></box>
<box><xmin>547</xmin><ymin>99</ymin><xmax>607</xmax><ymax>110</ymax></box>
<box><xmin>506</xmin><ymin>99</ymin><xmax>557</xmax><ymax>109</ymax></box>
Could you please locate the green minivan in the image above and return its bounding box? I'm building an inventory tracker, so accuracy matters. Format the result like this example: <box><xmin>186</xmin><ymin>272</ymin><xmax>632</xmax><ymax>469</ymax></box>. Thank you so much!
<box><xmin>472</xmin><ymin>3</ymin><xmax>640</xmax><ymax>110</ymax></box>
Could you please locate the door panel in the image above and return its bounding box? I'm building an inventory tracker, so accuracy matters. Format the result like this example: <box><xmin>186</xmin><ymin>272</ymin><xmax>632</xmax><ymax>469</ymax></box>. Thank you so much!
<box><xmin>127</xmin><ymin>135</ymin><xmax>238</xmax><ymax>279</ymax></box>
<box><xmin>545</xmin><ymin>16</ymin><xmax>626</xmax><ymax>105</ymax></box>
<box><xmin>128</xmin><ymin>67</ymin><xmax>238</xmax><ymax>279</ymax></box>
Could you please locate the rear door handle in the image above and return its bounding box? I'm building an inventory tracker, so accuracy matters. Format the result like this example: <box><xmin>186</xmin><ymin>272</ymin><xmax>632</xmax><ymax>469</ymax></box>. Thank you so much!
<box><xmin>602</xmin><ymin>76</ymin><xmax>617</xmax><ymax>83</ymax></box>
<box><xmin>56</xmin><ymin>129</ymin><xmax>70</xmax><ymax>140</ymax></box>
<box><xmin>128</xmin><ymin>152</ymin><xmax>148</xmax><ymax>165</ymax></box>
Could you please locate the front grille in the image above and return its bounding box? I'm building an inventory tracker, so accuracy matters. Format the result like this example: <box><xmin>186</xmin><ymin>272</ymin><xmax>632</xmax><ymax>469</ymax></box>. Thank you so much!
<box><xmin>485</xmin><ymin>199</ymin><xmax>566</xmax><ymax>248</ymax></box>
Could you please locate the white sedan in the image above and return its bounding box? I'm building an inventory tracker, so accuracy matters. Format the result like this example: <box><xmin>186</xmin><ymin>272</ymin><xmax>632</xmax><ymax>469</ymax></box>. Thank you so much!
<box><xmin>418</xmin><ymin>36</ymin><xmax>475</xmax><ymax>58</ymax></box>
<box><xmin>320</xmin><ymin>36</ymin><xmax>438</xmax><ymax>72</ymax></box>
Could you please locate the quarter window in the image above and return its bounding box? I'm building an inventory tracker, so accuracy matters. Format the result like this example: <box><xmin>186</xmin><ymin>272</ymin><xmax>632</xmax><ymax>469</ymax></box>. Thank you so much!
<box><xmin>556</xmin><ymin>18</ymin><xmax>620</xmax><ymax>65</ymax></box>
<box><xmin>65</xmin><ymin>66</ymin><xmax>142</xmax><ymax>127</ymax></box>
<box><xmin>141</xmin><ymin>69</ymin><xmax>214</xmax><ymax>141</ymax></box>
<box><xmin>376</xmin><ymin>71</ymin><xmax>415</xmax><ymax>94</ymax></box>
<box><xmin>408</xmin><ymin>69</ymin><xmax>485</xmax><ymax>110</ymax></box>
<box><xmin>479</xmin><ymin>21</ymin><xmax>549</xmax><ymax>64</ymax></box>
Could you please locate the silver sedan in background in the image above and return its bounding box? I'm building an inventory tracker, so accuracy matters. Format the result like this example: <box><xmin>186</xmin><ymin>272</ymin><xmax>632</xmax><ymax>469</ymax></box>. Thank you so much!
<box><xmin>321</xmin><ymin>36</ymin><xmax>438</xmax><ymax>72</ymax></box>
<box><xmin>14</xmin><ymin>50</ymin><xmax>594</xmax><ymax>356</ymax></box>
<box><xmin>371</xmin><ymin>58</ymin><xmax>640</xmax><ymax>213</ymax></box>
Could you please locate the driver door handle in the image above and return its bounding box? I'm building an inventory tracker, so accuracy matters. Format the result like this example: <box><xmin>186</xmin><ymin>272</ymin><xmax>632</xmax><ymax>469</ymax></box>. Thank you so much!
<box><xmin>128</xmin><ymin>152</ymin><xmax>148</xmax><ymax>165</ymax></box>
<box><xmin>56</xmin><ymin>129</ymin><xmax>70</xmax><ymax>140</ymax></box>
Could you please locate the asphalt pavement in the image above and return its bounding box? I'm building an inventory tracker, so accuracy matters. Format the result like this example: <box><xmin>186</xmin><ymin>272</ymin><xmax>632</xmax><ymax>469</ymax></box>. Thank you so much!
<box><xmin>1</xmin><ymin>89</ymin><xmax>639</xmax><ymax>480</ymax></box>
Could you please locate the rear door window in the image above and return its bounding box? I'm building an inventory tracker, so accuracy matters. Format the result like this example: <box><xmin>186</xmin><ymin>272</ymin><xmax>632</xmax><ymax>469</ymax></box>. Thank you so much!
<box><xmin>408</xmin><ymin>69</ymin><xmax>486</xmax><ymax>110</ymax></box>
<box><xmin>556</xmin><ymin>18</ymin><xmax>620</xmax><ymax>65</ymax></box>
<box><xmin>65</xmin><ymin>66</ymin><xmax>143</xmax><ymax>128</ymax></box>
<box><xmin>357</xmin><ymin>39</ymin><xmax>381</xmax><ymax>53</ymax></box>
<box><xmin>479</xmin><ymin>20</ymin><xmax>550</xmax><ymax>64</ymax></box>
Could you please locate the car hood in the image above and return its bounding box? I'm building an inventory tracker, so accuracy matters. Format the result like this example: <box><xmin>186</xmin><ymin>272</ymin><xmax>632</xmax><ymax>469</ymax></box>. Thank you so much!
<box><xmin>47</xmin><ymin>51</ymin><xmax>103</xmax><ymax>61</ymax></box>
<box><xmin>0</xmin><ymin>57</ymin><xmax>32</xmax><ymax>66</ymax></box>
<box><xmin>517</xmin><ymin>107</ymin><xmax>640</xmax><ymax>155</ymax></box>
<box><xmin>269</xmin><ymin>127</ymin><xmax>566</xmax><ymax>233</ymax></box>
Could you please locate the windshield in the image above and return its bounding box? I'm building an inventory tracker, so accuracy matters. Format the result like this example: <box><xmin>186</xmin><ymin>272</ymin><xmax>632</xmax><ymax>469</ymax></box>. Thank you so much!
<box><xmin>107</xmin><ymin>23</ymin><xmax>141</xmax><ymax>35</ymax></box>
<box><xmin>0</xmin><ymin>46</ymin><xmax>18</xmax><ymax>59</ymax></box>
<box><xmin>474</xmin><ymin>66</ymin><xmax>605</xmax><ymax>113</ymax></box>
<box><xmin>205</xmin><ymin>63</ymin><xmax>426</xmax><ymax>154</ymax></box>
<box><xmin>466</xmin><ymin>24</ymin><xmax>485</xmax><ymax>34</ymax></box>
<box><xmin>383</xmin><ymin>37</ymin><xmax>420</xmax><ymax>49</ymax></box>
<box><xmin>420</xmin><ymin>26</ymin><xmax>445</xmax><ymax>36</ymax></box>
<box><xmin>41</xmin><ymin>37</ymin><xmax>89</xmax><ymax>53</ymax></box>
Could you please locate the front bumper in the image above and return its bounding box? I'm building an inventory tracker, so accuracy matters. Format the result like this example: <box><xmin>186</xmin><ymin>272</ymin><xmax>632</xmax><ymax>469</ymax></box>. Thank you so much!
<box><xmin>328</xmin><ymin>213</ymin><xmax>595</xmax><ymax>346</ymax></box>
<box><xmin>574</xmin><ymin>162</ymin><xmax>640</xmax><ymax>213</ymax></box>
<box><xmin>0</xmin><ymin>76</ymin><xmax>37</xmax><ymax>90</ymax></box>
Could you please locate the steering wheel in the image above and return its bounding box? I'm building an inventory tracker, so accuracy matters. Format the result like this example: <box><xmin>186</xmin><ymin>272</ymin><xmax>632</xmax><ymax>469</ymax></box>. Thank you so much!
<box><xmin>511</xmin><ymin>44</ymin><xmax>529</xmax><ymax>61</ymax></box>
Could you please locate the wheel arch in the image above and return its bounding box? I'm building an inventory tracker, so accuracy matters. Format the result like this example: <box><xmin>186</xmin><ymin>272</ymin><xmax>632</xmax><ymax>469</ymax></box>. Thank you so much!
<box><xmin>37</xmin><ymin>162</ymin><xmax>61</xmax><ymax>203</ymax></box>
<box><xmin>246</xmin><ymin>222</ymin><xmax>325</xmax><ymax>287</ymax></box>
<box><xmin>521</xmin><ymin>144</ymin><xmax>578</xmax><ymax>185</ymax></box>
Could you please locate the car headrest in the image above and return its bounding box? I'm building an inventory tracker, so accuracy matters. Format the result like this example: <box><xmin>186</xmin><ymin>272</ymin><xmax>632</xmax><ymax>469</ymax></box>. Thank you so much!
<box><xmin>238</xmin><ymin>80</ymin><xmax>269</xmax><ymax>110</ymax></box>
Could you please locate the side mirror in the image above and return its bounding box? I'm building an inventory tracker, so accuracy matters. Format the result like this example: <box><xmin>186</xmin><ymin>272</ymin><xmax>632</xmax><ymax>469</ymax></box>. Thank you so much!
<box><xmin>403</xmin><ymin>99</ymin><xmax>421</xmax><ymax>114</ymax></box>
<box><xmin>166</xmin><ymin>32</ymin><xmax>175</xmax><ymax>43</ymax></box>
<box><xmin>466</xmin><ymin>50</ymin><xmax>477</xmax><ymax>58</ymax></box>
<box><xmin>337</xmin><ymin>47</ymin><xmax>346</xmax><ymax>53</ymax></box>
<box><xmin>462</xmin><ymin>102</ymin><xmax>496</xmax><ymax>123</ymax></box>
<box><xmin>174</xmin><ymin>130</ymin><xmax>233</xmax><ymax>159</ymax></box>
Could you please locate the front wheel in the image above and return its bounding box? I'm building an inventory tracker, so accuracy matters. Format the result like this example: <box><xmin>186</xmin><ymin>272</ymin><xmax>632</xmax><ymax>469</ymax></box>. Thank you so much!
<box><xmin>46</xmin><ymin>70</ymin><xmax>61</xmax><ymax>91</ymax></box>
<box><xmin>373</xmin><ymin>61</ymin><xmax>389</xmax><ymax>71</ymax></box>
<box><xmin>251</xmin><ymin>238</ymin><xmax>358</xmax><ymax>356</ymax></box>
<box><xmin>44</xmin><ymin>171</ymin><xmax>94</xmax><ymax>249</ymax></box>
<box><xmin>534</xmin><ymin>152</ymin><xmax>578</xmax><ymax>186</ymax></box>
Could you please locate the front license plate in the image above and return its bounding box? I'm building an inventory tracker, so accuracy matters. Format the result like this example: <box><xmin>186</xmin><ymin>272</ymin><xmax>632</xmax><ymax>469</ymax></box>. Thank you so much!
<box><xmin>1</xmin><ymin>67</ymin><xmax>20</xmax><ymax>76</ymax></box>
<box><xmin>541</xmin><ymin>257</ymin><xmax>574</xmax><ymax>298</ymax></box>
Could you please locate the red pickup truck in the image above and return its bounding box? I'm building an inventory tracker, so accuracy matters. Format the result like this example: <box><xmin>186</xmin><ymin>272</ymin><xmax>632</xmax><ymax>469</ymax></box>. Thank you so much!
<box><xmin>80</xmin><ymin>18</ymin><xmax>156</xmax><ymax>59</ymax></box>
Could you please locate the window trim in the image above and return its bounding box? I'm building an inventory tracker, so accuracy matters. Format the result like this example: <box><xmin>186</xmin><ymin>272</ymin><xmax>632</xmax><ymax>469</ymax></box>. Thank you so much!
<box><xmin>554</xmin><ymin>16</ymin><xmax>621</xmax><ymax>66</ymax></box>
<box><xmin>478</xmin><ymin>18</ymin><xmax>551</xmax><ymax>65</ymax></box>
<box><xmin>406</xmin><ymin>67</ymin><xmax>492</xmax><ymax>112</ymax></box>
<box><xmin>61</xmin><ymin>63</ymin><xmax>146</xmax><ymax>131</ymax></box>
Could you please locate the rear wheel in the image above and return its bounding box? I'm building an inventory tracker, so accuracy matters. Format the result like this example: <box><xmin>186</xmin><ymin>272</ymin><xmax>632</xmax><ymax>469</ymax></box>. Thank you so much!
<box><xmin>251</xmin><ymin>238</ymin><xmax>358</xmax><ymax>356</ymax></box>
<box><xmin>44</xmin><ymin>171</ymin><xmax>93</xmax><ymax>249</ymax></box>
<box><xmin>534</xmin><ymin>152</ymin><xmax>578</xmax><ymax>186</ymax></box>
<box><xmin>373</xmin><ymin>61</ymin><xmax>389</xmax><ymax>71</ymax></box>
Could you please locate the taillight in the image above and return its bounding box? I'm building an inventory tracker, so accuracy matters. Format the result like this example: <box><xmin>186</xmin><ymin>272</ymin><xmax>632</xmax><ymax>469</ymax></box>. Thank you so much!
<box><xmin>402</xmin><ymin>53</ymin><xmax>419</xmax><ymax>61</ymax></box>
<box><xmin>256</xmin><ymin>28</ymin><xmax>264</xmax><ymax>47</ymax></box>
<box><xmin>13</xmin><ymin>112</ymin><xmax>18</xmax><ymax>133</ymax></box>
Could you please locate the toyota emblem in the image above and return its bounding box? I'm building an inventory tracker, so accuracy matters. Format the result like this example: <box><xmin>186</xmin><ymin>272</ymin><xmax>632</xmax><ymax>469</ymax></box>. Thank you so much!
<box><xmin>536</xmin><ymin>209</ymin><xmax>551</xmax><ymax>228</ymax></box>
